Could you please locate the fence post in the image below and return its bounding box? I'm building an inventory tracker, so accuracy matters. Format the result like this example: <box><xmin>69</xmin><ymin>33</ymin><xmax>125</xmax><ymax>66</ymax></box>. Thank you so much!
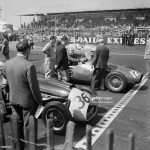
<box><xmin>47</xmin><ymin>119</ymin><xmax>54</xmax><ymax>150</ymax></box>
<box><xmin>29</xmin><ymin>115</ymin><xmax>36</xmax><ymax>150</ymax></box>
<box><xmin>63</xmin><ymin>121</ymin><xmax>75</xmax><ymax>150</ymax></box>
<box><xmin>10</xmin><ymin>114</ymin><xmax>21</xmax><ymax>150</ymax></box>
<box><xmin>128</xmin><ymin>133</ymin><xmax>135</xmax><ymax>150</ymax></box>
<box><xmin>86</xmin><ymin>124</ymin><xmax>92</xmax><ymax>150</ymax></box>
<box><xmin>105</xmin><ymin>129</ymin><xmax>114</xmax><ymax>150</ymax></box>
<box><xmin>0</xmin><ymin>111</ymin><xmax>5</xmax><ymax>150</ymax></box>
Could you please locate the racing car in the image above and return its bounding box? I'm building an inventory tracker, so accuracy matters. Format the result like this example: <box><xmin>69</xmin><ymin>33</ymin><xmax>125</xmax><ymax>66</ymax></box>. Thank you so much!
<box><xmin>69</xmin><ymin>62</ymin><xmax>143</xmax><ymax>93</ymax></box>
<box><xmin>38</xmin><ymin>77</ymin><xmax>97</xmax><ymax>134</ymax></box>
<box><xmin>1</xmin><ymin>72</ymin><xmax>97</xmax><ymax>134</ymax></box>
<box><xmin>66</xmin><ymin>43</ymin><xmax>143</xmax><ymax>93</ymax></box>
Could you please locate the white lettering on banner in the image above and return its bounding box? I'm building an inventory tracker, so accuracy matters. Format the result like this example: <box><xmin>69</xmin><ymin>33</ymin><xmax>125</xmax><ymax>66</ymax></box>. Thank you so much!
<box><xmin>113</xmin><ymin>38</ymin><xmax>119</xmax><ymax>44</ymax></box>
<box><xmin>69</xmin><ymin>37</ymin><xmax>146</xmax><ymax>45</ymax></box>
<box><xmin>120</xmin><ymin>37</ymin><xmax>122</xmax><ymax>44</ymax></box>
<box><xmin>134</xmin><ymin>38</ymin><xmax>139</xmax><ymax>44</ymax></box>
<box><xmin>107</xmin><ymin>38</ymin><xmax>113</xmax><ymax>44</ymax></box>
<box><xmin>140</xmin><ymin>38</ymin><xmax>146</xmax><ymax>44</ymax></box>
<box><xmin>83</xmin><ymin>37</ymin><xmax>88</xmax><ymax>43</ymax></box>
<box><xmin>89</xmin><ymin>37</ymin><xmax>92</xmax><ymax>43</ymax></box>
<box><xmin>93</xmin><ymin>37</ymin><xmax>97</xmax><ymax>43</ymax></box>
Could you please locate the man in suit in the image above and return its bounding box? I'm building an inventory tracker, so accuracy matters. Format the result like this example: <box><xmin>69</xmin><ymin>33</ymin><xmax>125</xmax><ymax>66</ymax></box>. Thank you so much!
<box><xmin>91</xmin><ymin>39</ymin><xmax>109</xmax><ymax>91</ymax></box>
<box><xmin>4</xmin><ymin>39</ymin><xmax>42</xmax><ymax>149</ymax></box>
<box><xmin>55</xmin><ymin>36</ymin><xmax>69</xmax><ymax>82</ymax></box>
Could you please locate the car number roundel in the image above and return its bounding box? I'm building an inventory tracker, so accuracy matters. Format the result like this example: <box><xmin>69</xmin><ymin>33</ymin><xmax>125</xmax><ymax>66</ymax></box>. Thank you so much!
<box><xmin>68</xmin><ymin>88</ymin><xmax>92</xmax><ymax>121</ymax></box>
<box><xmin>129</xmin><ymin>70</ymin><xmax>140</xmax><ymax>78</ymax></box>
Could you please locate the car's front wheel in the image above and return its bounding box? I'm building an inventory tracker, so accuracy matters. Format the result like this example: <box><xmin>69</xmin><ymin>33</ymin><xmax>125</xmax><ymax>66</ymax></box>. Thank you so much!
<box><xmin>105</xmin><ymin>72</ymin><xmax>127</xmax><ymax>93</ymax></box>
<box><xmin>42</xmin><ymin>101</ymin><xmax>73</xmax><ymax>134</ymax></box>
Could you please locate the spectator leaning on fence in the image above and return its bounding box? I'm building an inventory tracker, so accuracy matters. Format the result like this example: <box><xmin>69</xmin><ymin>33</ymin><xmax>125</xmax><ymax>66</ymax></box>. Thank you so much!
<box><xmin>3</xmin><ymin>39</ymin><xmax>42</xmax><ymax>149</ymax></box>
<box><xmin>144</xmin><ymin>34</ymin><xmax>150</xmax><ymax>78</ymax></box>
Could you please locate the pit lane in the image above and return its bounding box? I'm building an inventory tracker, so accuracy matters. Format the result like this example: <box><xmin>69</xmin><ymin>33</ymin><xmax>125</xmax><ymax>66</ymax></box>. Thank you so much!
<box><xmin>1</xmin><ymin>42</ymin><xmax>149</xmax><ymax>150</ymax></box>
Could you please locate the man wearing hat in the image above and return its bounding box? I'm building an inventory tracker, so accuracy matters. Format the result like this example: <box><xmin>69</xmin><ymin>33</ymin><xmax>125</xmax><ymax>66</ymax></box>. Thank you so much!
<box><xmin>3</xmin><ymin>39</ymin><xmax>42</xmax><ymax>149</ymax></box>
<box><xmin>42</xmin><ymin>35</ymin><xmax>56</xmax><ymax>79</ymax></box>
<box><xmin>91</xmin><ymin>39</ymin><xmax>109</xmax><ymax>91</ymax></box>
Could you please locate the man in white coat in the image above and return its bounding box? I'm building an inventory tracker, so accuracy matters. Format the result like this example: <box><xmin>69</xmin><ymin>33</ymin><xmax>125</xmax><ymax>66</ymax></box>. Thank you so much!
<box><xmin>42</xmin><ymin>36</ymin><xmax>56</xmax><ymax>79</ymax></box>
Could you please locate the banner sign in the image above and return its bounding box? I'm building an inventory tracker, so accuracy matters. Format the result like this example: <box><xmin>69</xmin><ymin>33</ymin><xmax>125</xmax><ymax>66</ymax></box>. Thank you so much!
<box><xmin>69</xmin><ymin>36</ymin><xmax>146</xmax><ymax>45</ymax></box>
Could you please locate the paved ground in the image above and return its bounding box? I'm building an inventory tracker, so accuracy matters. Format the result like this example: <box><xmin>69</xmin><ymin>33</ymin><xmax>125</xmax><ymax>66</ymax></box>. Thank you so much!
<box><xmin>1</xmin><ymin>41</ymin><xmax>149</xmax><ymax>150</ymax></box>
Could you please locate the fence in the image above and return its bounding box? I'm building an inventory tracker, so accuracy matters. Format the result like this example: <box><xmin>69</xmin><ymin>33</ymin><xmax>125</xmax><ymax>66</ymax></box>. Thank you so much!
<box><xmin>0</xmin><ymin>112</ymin><xmax>142</xmax><ymax>150</ymax></box>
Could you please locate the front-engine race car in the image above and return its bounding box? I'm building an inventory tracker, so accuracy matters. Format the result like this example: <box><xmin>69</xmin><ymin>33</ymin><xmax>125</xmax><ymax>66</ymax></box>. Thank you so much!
<box><xmin>66</xmin><ymin>43</ymin><xmax>143</xmax><ymax>93</ymax></box>
<box><xmin>37</xmin><ymin>77</ymin><xmax>97</xmax><ymax>134</ymax></box>
<box><xmin>69</xmin><ymin>61</ymin><xmax>143</xmax><ymax>93</ymax></box>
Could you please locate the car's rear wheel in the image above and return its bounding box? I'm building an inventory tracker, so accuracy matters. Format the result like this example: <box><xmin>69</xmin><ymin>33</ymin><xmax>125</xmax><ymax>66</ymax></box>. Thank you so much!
<box><xmin>105</xmin><ymin>72</ymin><xmax>127</xmax><ymax>93</ymax></box>
<box><xmin>42</xmin><ymin>101</ymin><xmax>73</xmax><ymax>134</ymax></box>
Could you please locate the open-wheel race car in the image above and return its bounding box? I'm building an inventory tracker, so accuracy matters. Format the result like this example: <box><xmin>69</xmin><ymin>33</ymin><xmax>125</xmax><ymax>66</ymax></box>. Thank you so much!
<box><xmin>69</xmin><ymin>61</ymin><xmax>143</xmax><ymax>93</ymax></box>
<box><xmin>37</xmin><ymin>77</ymin><xmax>97</xmax><ymax>134</ymax></box>
<box><xmin>66</xmin><ymin>43</ymin><xmax>143</xmax><ymax>93</ymax></box>
<box><xmin>2</xmin><ymin>76</ymin><xmax>97</xmax><ymax>134</ymax></box>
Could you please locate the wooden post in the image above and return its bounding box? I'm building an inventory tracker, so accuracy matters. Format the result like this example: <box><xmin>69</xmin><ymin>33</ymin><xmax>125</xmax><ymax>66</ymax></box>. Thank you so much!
<box><xmin>86</xmin><ymin>124</ymin><xmax>92</xmax><ymax>150</ymax></box>
<box><xmin>47</xmin><ymin>119</ymin><xmax>54</xmax><ymax>150</ymax></box>
<box><xmin>29</xmin><ymin>116</ymin><xmax>36</xmax><ymax>150</ymax></box>
<box><xmin>0</xmin><ymin>111</ymin><xmax>5</xmax><ymax>150</ymax></box>
<box><xmin>105</xmin><ymin>129</ymin><xmax>114</xmax><ymax>150</ymax></box>
<box><xmin>63</xmin><ymin>121</ymin><xmax>75</xmax><ymax>150</ymax></box>
<box><xmin>128</xmin><ymin>133</ymin><xmax>135</xmax><ymax>150</ymax></box>
<box><xmin>10</xmin><ymin>114</ymin><xmax>21</xmax><ymax>150</ymax></box>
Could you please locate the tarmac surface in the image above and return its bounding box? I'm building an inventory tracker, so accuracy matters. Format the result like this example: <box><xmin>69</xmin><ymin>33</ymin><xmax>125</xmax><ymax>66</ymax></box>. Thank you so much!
<box><xmin>1</xmin><ymin>41</ymin><xmax>150</xmax><ymax>150</ymax></box>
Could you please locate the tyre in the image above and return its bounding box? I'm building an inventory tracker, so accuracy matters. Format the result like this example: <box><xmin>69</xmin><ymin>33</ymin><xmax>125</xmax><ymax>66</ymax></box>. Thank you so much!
<box><xmin>122</xmin><ymin>65</ymin><xmax>135</xmax><ymax>70</ymax></box>
<box><xmin>42</xmin><ymin>101</ymin><xmax>73</xmax><ymax>134</ymax></box>
<box><xmin>105</xmin><ymin>72</ymin><xmax>127</xmax><ymax>93</ymax></box>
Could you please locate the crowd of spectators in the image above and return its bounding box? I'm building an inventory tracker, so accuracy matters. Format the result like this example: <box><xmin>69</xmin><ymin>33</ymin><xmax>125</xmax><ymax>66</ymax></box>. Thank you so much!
<box><xmin>19</xmin><ymin>13</ymin><xmax>150</xmax><ymax>38</ymax></box>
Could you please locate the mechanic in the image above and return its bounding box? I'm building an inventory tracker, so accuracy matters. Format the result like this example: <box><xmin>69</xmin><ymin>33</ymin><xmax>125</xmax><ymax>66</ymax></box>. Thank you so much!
<box><xmin>3</xmin><ymin>39</ymin><xmax>42</xmax><ymax>149</ymax></box>
<box><xmin>67</xmin><ymin>49</ymin><xmax>87</xmax><ymax>66</ymax></box>
<box><xmin>144</xmin><ymin>33</ymin><xmax>150</xmax><ymax>78</ymax></box>
<box><xmin>55</xmin><ymin>36</ymin><xmax>69</xmax><ymax>82</ymax></box>
<box><xmin>1</xmin><ymin>33</ymin><xmax>9</xmax><ymax>61</ymax></box>
<box><xmin>42</xmin><ymin>35</ymin><xmax>56</xmax><ymax>79</ymax></box>
<box><xmin>91</xmin><ymin>39</ymin><xmax>109</xmax><ymax>91</ymax></box>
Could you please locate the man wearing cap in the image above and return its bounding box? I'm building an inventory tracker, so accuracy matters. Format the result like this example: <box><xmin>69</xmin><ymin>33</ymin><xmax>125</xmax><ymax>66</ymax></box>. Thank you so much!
<box><xmin>42</xmin><ymin>36</ymin><xmax>56</xmax><ymax>79</ymax></box>
<box><xmin>55</xmin><ymin>36</ymin><xmax>69</xmax><ymax>82</ymax></box>
<box><xmin>91</xmin><ymin>39</ymin><xmax>109</xmax><ymax>91</ymax></box>
<box><xmin>3</xmin><ymin>39</ymin><xmax>42</xmax><ymax>149</ymax></box>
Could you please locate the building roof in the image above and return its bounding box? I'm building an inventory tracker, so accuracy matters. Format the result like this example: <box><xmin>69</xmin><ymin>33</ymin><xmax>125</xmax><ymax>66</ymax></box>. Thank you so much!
<box><xmin>16</xmin><ymin>0</ymin><xmax>150</xmax><ymax>16</ymax></box>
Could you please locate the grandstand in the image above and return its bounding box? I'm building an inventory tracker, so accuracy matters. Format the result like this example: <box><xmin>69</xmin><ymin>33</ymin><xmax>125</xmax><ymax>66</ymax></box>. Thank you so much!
<box><xmin>16</xmin><ymin>0</ymin><xmax>150</xmax><ymax>37</ymax></box>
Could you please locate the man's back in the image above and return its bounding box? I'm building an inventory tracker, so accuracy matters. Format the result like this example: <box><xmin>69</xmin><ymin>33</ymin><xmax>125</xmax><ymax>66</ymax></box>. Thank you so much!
<box><xmin>92</xmin><ymin>45</ymin><xmax>109</xmax><ymax>69</ymax></box>
<box><xmin>4</xmin><ymin>56</ymin><xmax>39</xmax><ymax>108</ymax></box>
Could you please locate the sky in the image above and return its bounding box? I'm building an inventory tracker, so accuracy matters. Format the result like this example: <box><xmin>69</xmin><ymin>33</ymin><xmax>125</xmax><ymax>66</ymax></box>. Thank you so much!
<box><xmin>0</xmin><ymin>0</ymin><xmax>71</xmax><ymax>28</ymax></box>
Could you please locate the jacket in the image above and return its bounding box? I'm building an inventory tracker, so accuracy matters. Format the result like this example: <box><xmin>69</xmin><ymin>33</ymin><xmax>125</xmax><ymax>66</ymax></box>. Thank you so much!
<box><xmin>4</xmin><ymin>55</ymin><xmax>42</xmax><ymax>108</ymax></box>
